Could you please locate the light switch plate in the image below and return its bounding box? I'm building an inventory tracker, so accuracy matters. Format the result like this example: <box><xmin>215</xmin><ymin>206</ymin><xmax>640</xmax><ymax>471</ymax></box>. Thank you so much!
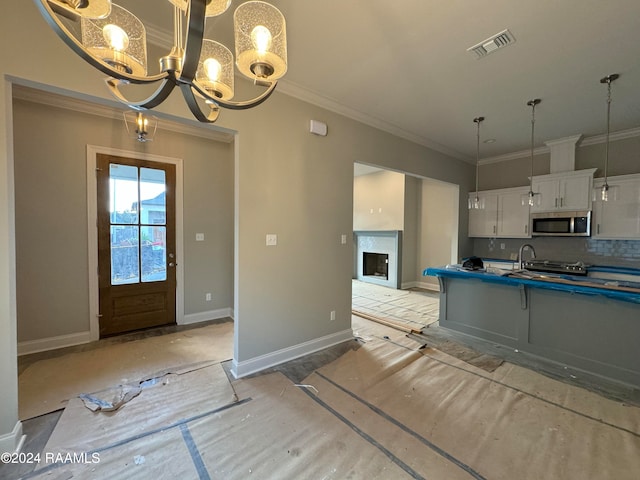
<box><xmin>196</xmin><ymin>233</ymin><xmax>205</xmax><ymax>241</ymax></box>
<box><xmin>341</xmin><ymin>234</ymin><xmax>347</xmax><ymax>244</ymax></box>
<box><xmin>266</xmin><ymin>234</ymin><xmax>277</xmax><ymax>246</ymax></box>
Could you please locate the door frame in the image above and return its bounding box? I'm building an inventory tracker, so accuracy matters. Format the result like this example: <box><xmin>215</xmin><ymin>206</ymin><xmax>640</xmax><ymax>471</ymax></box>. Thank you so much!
<box><xmin>87</xmin><ymin>145</ymin><xmax>185</xmax><ymax>341</ymax></box>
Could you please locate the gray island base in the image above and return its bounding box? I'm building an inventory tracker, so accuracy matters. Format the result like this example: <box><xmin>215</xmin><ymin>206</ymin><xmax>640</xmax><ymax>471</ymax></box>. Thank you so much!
<box><xmin>425</xmin><ymin>267</ymin><xmax>640</xmax><ymax>389</ymax></box>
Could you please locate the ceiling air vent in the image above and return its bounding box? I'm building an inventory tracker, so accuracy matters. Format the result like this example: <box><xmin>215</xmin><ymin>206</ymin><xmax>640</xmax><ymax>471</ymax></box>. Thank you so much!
<box><xmin>467</xmin><ymin>29</ymin><xmax>516</xmax><ymax>59</ymax></box>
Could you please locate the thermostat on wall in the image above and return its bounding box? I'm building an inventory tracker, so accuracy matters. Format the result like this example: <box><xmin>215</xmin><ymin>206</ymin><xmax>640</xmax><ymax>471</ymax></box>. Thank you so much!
<box><xmin>309</xmin><ymin>119</ymin><xmax>328</xmax><ymax>136</ymax></box>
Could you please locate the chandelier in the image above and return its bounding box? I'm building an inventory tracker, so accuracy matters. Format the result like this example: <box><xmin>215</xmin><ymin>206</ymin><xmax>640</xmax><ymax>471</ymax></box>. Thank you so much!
<box><xmin>35</xmin><ymin>0</ymin><xmax>288</xmax><ymax>123</ymax></box>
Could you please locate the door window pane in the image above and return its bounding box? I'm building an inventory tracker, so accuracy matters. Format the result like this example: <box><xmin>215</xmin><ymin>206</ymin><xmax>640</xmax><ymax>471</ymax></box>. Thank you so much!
<box><xmin>111</xmin><ymin>226</ymin><xmax>139</xmax><ymax>284</ymax></box>
<box><xmin>140</xmin><ymin>168</ymin><xmax>166</xmax><ymax>225</ymax></box>
<box><xmin>109</xmin><ymin>164</ymin><xmax>139</xmax><ymax>224</ymax></box>
<box><xmin>142</xmin><ymin>226</ymin><xmax>167</xmax><ymax>282</ymax></box>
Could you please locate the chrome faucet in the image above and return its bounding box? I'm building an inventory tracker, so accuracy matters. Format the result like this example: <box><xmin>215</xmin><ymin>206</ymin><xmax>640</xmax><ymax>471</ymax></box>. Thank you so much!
<box><xmin>518</xmin><ymin>243</ymin><xmax>536</xmax><ymax>270</ymax></box>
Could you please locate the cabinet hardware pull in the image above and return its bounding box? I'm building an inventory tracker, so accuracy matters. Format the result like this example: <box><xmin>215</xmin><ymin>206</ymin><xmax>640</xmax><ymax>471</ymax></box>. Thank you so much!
<box><xmin>525</xmin><ymin>224</ymin><xmax>528</xmax><ymax>234</ymax></box>
<box><xmin>555</xmin><ymin>198</ymin><xmax>558</xmax><ymax>207</ymax></box>
<box><xmin>597</xmin><ymin>224</ymin><xmax>600</xmax><ymax>234</ymax></box>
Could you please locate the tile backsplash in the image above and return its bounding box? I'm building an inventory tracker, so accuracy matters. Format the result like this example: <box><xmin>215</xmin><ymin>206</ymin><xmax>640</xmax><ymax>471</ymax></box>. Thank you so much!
<box><xmin>473</xmin><ymin>237</ymin><xmax>640</xmax><ymax>268</ymax></box>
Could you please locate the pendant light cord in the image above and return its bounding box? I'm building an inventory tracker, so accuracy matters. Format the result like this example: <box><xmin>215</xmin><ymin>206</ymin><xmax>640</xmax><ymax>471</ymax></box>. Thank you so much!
<box><xmin>473</xmin><ymin>116</ymin><xmax>484</xmax><ymax>199</ymax></box>
<box><xmin>604</xmin><ymin>78</ymin><xmax>612</xmax><ymax>187</ymax></box>
<box><xmin>526</xmin><ymin>99</ymin><xmax>541</xmax><ymax>197</ymax></box>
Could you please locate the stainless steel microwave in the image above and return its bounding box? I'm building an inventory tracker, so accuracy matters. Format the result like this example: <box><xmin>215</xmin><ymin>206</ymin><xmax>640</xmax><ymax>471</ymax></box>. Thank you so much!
<box><xmin>531</xmin><ymin>211</ymin><xmax>591</xmax><ymax>237</ymax></box>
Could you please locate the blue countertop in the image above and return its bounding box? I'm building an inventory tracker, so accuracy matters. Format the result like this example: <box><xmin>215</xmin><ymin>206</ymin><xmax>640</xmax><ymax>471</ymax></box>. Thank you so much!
<box><xmin>424</xmin><ymin>266</ymin><xmax>640</xmax><ymax>305</ymax></box>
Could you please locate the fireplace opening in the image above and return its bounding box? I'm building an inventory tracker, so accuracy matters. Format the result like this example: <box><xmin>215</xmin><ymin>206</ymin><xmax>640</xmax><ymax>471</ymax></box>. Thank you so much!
<box><xmin>363</xmin><ymin>252</ymin><xmax>389</xmax><ymax>279</ymax></box>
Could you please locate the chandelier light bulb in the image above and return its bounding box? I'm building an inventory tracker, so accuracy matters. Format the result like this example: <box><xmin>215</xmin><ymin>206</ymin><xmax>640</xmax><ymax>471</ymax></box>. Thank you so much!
<box><xmin>601</xmin><ymin>184</ymin><xmax>609</xmax><ymax>202</ymax></box>
<box><xmin>103</xmin><ymin>24</ymin><xmax>129</xmax><ymax>52</ymax></box>
<box><xmin>135</xmin><ymin>113</ymin><xmax>148</xmax><ymax>134</ymax></box>
<box><xmin>251</xmin><ymin>25</ymin><xmax>272</xmax><ymax>54</ymax></box>
<box><xmin>204</xmin><ymin>58</ymin><xmax>222</xmax><ymax>82</ymax></box>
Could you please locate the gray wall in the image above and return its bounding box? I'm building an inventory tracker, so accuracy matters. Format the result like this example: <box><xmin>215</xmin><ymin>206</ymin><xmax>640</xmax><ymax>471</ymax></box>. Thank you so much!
<box><xmin>0</xmin><ymin>1</ymin><xmax>474</xmax><ymax>444</ymax></box>
<box><xmin>13</xmin><ymin>99</ymin><xmax>234</xmax><ymax>342</ymax></box>
<box><xmin>474</xmin><ymin>136</ymin><xmax>640</xmax><ymax>267</ymax></box>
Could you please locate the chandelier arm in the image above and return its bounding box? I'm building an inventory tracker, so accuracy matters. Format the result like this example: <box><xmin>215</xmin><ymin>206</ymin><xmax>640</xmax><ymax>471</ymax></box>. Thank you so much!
<box><xmin>212</xmin><ymin>82</ymin><xmax>279</xmax><ymax>111</ymax></box>
<box><xmin>35</xmin><ymin>0</ymin><xmax>168</xmax><ymax>86</ymax></box>
<box><xmin>179</xmin><ymin>0</ymin><xmax>207</xmax><ymax>83</ymax></box>
<box><xmin>180</xmin><ymin>84</ymin><xmax>220</xmax><ymax>123</ymax></box>
<box><xmin>106</xmin><ymin>77</ymin><xmax>178</xmax><ymax>110</ymax></box>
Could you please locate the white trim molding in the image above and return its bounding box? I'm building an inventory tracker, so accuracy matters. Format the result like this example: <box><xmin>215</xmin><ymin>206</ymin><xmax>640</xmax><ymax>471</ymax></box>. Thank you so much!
<box><xmin>17</xmin><ymin>331</ymin><xmax>92</xmax><ymax>356</ymax></box>
<box><xmin>480</xmin><ymin>127</ymin><xmax>640</xmax><ymax>165</ymax></box>
<box><xmin>231</xmin><ymin>329</ymin><xmax>354</xmax><ymax>379</ymax></box>
<box><xmin>181</xmin><ymin>308</ymin><xmax>234</xmax><ymax>325</ymax></box>
<box><xmin>0</xmin><ymin>421</ymin><xmax>25</xmax><ymax>455</ymax></box>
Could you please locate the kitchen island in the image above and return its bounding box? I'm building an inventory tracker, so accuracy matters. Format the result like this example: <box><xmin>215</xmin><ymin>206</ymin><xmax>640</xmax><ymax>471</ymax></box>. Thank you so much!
<box><xmin>424</xmin><ymin>264</ymin><xmax>640</xmax><ymax>388</ymax></box>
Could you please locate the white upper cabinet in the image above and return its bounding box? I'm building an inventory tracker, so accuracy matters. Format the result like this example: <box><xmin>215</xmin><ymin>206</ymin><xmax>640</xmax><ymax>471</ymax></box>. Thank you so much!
<box><xmin>530</xmin><ymin>169</ymin><xmax>596</xmax><ymax>212</ymax></box>
<box><xmin>468</xmin><ymin>192</ymin><xmax>498</xmax><ymax>237</ymax></box>
<box><xmin>468</xmin><ymin>187</ymin><xmax>531</xmax><ymax>238</ymax></box>
<box><xmin>592</xmin><ymin>174</ymin><xmax>640</xmax><ymax>239</ymax></box>
<box><xmin>497</xmin><ymin>187</ymin><xmax>531</xmax><ymax>238</ymax></box>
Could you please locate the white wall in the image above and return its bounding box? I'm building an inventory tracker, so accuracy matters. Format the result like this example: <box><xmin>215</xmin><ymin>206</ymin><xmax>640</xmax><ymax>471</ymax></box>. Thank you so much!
<box><xmin>353</xmin><ymin>170</ymin><xmax>405</xmax><ymax>231</ymax></box>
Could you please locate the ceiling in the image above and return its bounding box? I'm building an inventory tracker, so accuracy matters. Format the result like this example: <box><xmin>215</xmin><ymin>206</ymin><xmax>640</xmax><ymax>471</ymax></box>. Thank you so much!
<box><xmin>112</xmin><ymin>1</ymin><xmax>640</xmax><ymax>163</ymax></box>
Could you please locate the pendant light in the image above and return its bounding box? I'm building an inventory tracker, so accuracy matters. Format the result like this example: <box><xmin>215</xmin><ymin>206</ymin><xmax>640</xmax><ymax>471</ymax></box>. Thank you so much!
<box><xmin>521</xmin><ymin>98</ymin><xmax>542</xmax><ymax>207</ymax></box>
<box><xmin>597</xmin><ymin>73</ymin><xmax>619</xmax><ymax>202</ymax></box>
<box><xmin>468</xmin><ymin>116</ymin><xmax>485</xmax><ymax>210</ymax></box>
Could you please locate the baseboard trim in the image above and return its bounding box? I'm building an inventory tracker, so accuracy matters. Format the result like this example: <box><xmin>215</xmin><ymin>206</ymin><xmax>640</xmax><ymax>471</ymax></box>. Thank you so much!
<box><xmin>414</xmin><ymin>281</ymin><xmax>440</xmax><ymax>292</ymax></box>
<box><xmin>181</xmin><ymin>308</ymin><xmax>233</xmax><ymax>325</ymax></box>
<box><xmin>231</xmin><ymin>328</ymin><xmax>354</xmax><ymax>379</ymax></box>
<box><xmin>0</xmin><ymin>421</ymin><xmax>25</xmax><ymax>454</ymax></box>
<box><xmin>400</xmin><ymin>281</ymin><xmax>440</xmax><ymax>292</ymax></box>
<box><xmin>18</xmin><ymin>331</ymin><xmax>92</xmax><ymax>356</ymax></box>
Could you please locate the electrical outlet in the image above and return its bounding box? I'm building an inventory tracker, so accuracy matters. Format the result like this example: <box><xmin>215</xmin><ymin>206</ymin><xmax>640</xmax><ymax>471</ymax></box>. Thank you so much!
<box><xmin>205</xmin><ymin>293</ymin><xmax>212</xmax><ymax>301</ymax></box>
<box><xmin>500</xmin><ymin>243</ymin><xmax>505</xmax><ymax>250</ymax></box>
<box><xmin>330</xmin><ymin>310</ymin><xmax>336</xmax><ymax>321</ymax></box>
<box><xmin>341</xmin><ymin>234</ymin><xmax>347</xmax><ymax>244</ymax></box>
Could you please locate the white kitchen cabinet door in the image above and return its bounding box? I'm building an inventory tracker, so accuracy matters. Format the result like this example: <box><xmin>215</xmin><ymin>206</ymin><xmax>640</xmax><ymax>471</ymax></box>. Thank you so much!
<box><xmin>531</xmin><ymin>178</ymin><xmax>559</xmax><ymax>211</ymax></box>
<box><xmin>497</xmin><ymin>189</ymin><xmax>531</xmax><ymax>238</ymax></box>
<box><xmin>593</xmin><ymin>175</ymin><xmax>640</xmax><ymax>239</ymax></box>
<box><xmin>468</xmin><ymin>192</ymin><xmax>498</xmax><ymax>237</ymax></box>
<box><xmin>559</xmin><ymin>174</ymin><xmax>591</xmax><ymax>210</ymax></box>
<box><xmin>531</xmin><ymin>170</ymin><xmax>595</xmax><ymax>212</ymax></box>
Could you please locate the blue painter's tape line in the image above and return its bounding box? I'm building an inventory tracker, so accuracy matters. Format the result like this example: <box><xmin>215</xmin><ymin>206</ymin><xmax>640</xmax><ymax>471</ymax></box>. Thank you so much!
<box><xmin>180</xmin><ymin>424</ymin><xmax>211</xmax><ymax>480</ymax></box>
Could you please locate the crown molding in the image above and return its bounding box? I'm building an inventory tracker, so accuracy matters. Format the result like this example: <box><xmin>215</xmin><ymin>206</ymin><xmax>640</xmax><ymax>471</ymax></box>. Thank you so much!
<box><xmin>12</xmin><ymin>84</ymin><xmax>234</xmax><ymax>144</ymax></box>
<box><xmin>276</xmin><ymin>79</ymin><xmax>471</xmax><ymax>163</ymax></box>
<box><xmin>479</xmin><ymin>126</ymin><xmax>640</xmax><ymax>165</ymax></box>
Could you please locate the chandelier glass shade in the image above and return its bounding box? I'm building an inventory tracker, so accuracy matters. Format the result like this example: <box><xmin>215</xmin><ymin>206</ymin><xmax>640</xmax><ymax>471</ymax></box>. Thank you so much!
<box><xmin>35</xmin><ymin>0</ymin><xmax>288</xmax><ymax>123</ymax></box>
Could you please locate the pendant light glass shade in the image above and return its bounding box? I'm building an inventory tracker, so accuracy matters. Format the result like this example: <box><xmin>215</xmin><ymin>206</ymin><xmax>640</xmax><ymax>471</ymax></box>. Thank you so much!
<box><xmin>81</xmin><ymin>3</ymin><xmax>147</xmax><ymax>76</ymax></box>
<box><xmin>521</xmin><ymin>99</ymin><xmax>542</xmax><ymax>207</ymax></box>
<box><xmin>167</xmin><ymin>0</ymin><xmax>231</xmax><ymax>17</ymax></box>
<box><xmin>594</xmin><ymin>74</ymin><xmax>619</xmax><ymax>202</ymax></box>
<box><xmin>235</xmin><ymin>1</ymin><xmax>288</xmax><ymax>82</ymax></box>
<box><xmin>123</xmin><ymin>111</ymin><xmax>157</xmax><ymax>142</ymax></box>
<box><xmin>195</xmin><ymin>40</ymin><xmax>235</xmax><ymax>100</ymax></box>
<box><xmin>469</xmin><ymin>116</ymin><xmax>485</xmax><ymax>210</ymax></box>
